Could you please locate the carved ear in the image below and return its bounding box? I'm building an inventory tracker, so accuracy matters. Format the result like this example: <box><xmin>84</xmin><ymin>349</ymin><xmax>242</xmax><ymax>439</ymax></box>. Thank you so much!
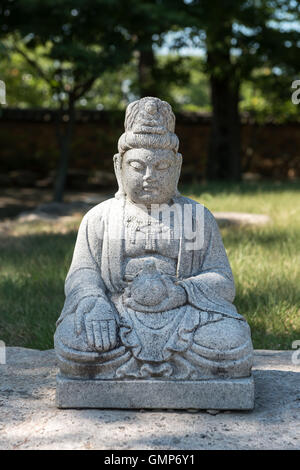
<box><xmin>177</xmin><ymin>152</ymin><xmax>182</xmax><ymax>170</ymax></box>
<box><xmin>174</xmin><ymin>153</ymin><xmax>182</xmax><ymax>196</ymax></box>
<box><xmin>113</xmin><ymin>153</ymin><xmax>125</xmax><ymax>199</ymax></box>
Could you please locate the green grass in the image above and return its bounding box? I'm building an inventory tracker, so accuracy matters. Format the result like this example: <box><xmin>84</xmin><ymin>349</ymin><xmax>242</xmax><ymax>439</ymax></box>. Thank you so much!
<box><xmin>0</xmin><ymin>181</ymin><xmax>299</xmax><ymax>350</ymax></box>
<box><xmin>184</xmin><ymin>181</ymin><xmax>300</xmax><ymax>350</ymax></box>
<box><xmin>0</xmin><ymin>218</ymin><xmax>79</xmax><ymax>350</ymax></box>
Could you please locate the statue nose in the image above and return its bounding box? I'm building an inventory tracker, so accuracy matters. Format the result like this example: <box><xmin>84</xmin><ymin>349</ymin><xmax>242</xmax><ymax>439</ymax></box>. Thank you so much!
<box><xmin>143</xmin><ymin>166</ymin><xmax>156</xmax><ymax>181</ymax></box>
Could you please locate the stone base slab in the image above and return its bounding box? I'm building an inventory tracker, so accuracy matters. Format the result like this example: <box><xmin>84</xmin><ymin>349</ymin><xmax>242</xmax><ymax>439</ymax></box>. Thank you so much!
<box><xmin>56</xmin><ymin>374</ymin><xmax>255</xmax><ymax>410</ymax></box>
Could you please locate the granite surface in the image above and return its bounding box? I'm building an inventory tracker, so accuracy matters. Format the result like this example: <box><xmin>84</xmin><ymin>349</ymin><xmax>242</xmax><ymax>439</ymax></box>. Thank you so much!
<box><xmin>1</xmin><ymin>347</ymin><xmax>299</xmax><ymax>450</ymax></box>
<box><xmin>56</xmin><ymin>375</ymin><xmax>254</xmax><ymax>410</ymax></box>
<box><xmin>54</xmin><ymin>97</ymin><xmax>254</xmax><ymax>407</ymax></box>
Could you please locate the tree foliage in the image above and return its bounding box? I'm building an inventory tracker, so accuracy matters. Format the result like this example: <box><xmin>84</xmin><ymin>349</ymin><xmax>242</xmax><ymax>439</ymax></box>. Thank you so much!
<box><xmin>1</xmin><ymin>0</ymin><xmax>300</xmax><ymax>185</ymax></box>
<box><xmin>175</xmin><ymin>0</ymin><xmax>300</xmax><ymax>179</ymax></box>
<box><xmin>0</xmin><ymin>0</ymin><xmax>133</xmax><ymax>200</ymax></box>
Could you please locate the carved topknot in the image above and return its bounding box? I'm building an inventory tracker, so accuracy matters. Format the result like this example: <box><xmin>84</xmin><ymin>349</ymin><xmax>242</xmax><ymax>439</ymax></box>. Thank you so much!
<box><xmin>117</xmin><ymin>97</ymin><xmax>179</xmax><ymax>157</ymax></box>
<box><xmin>124</xmin><ymin>97</ymin><xmax>175</xmax><ymax>135</ymax></box>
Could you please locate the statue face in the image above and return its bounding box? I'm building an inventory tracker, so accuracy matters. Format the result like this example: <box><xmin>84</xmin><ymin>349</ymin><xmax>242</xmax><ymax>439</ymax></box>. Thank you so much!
<box><xmin>121</xmin><ymin>148</ymin><xmax>181</xmax><ymax>206</ymax></box>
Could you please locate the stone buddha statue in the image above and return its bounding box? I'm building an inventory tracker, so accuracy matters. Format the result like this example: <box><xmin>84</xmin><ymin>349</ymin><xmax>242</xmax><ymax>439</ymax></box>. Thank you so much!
<box><xmin>54</xmin><ymin>97</ymin><xmax>253</xmax><ymax>402</ymax></box>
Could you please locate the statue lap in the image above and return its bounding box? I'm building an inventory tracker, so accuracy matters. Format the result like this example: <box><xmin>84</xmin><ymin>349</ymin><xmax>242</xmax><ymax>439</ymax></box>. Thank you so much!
<box><xmin>54</xmin><ymin>308</ymin><xmax>253</xmax><ymax>379</ymax></box>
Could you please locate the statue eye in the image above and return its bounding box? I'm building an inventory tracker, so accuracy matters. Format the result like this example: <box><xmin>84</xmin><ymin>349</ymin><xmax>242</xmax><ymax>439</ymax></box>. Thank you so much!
<box><xmin>129</xmin><ymin>161</ymin><xmax>144</xmax><ymax>170</ymax></box>
<box><xmin>156</xmin><ymin>161</ymin><xmax>171</xmax><ymax>170</ymax></box>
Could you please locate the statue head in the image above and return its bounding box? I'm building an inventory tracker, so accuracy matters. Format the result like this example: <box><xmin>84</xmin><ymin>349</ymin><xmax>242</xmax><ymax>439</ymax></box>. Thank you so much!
<box><xmin>114</xmin><ymin>97</ymin><xmax>182</xmax><ymax>205</ymax></box>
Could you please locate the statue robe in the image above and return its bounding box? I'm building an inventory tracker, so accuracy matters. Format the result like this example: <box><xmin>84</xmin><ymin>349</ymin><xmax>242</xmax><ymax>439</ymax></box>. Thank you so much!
<box><xmin>55</xmin><ymin>196</ymin><xmax>252</xmax><ymax>380</ymax></box>
<box><xmin>57</xmin><ymin>195</ymin><xmax>243</xmax><ymax>325</ymax></box>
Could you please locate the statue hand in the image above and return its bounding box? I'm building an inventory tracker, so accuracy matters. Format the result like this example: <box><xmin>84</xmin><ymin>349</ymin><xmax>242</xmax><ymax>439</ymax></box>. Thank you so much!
<box><xmin>75</xmin><ymin>297</ymin><xmax>118</xmax><ymax>352</ymax></box>
<box><xmin>85</xmin><ymin>307</ymin><xmax>117</xmax><ymax>352</ymax></box>
<box><xmin>160</xmin><ymin>275</ymin><xmax>187</xmax><ymax>309</ymax></box>
<box><xmin>75</xmin><ymin>297</ymin><xmax>98</xmax><ymax>335</ymax></box>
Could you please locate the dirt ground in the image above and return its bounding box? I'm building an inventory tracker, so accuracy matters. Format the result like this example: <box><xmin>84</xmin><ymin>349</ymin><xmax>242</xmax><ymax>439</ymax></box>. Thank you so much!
<box><xmin>0</xmin><ymin>187</ymin><xmax>112</xmax><ymax>220</ymax></box>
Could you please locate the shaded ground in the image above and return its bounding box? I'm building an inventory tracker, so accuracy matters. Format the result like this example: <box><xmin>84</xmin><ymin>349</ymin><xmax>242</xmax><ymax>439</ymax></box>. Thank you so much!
<box><xmin>1</xmin><ymin>181</ymin><xmax>300</xmax><ymax>220</ymax></box>
<box><xmin>0</xmin><ymin>348</ymin><xmax>299</xmax><ymax>450</ymax></box>
<box><xmin>0</xmin><ymin>187</ymin><xmax>113</xmax><ymax>220</ymax></box>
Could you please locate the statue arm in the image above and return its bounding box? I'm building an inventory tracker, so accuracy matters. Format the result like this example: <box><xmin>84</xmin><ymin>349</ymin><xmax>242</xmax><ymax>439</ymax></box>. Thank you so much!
<box><xmin>56</xmin><ymin>207</ymin><xmax>108</xmax><ymax>326</ymax></box>
<box><xmin>177</xmin><ymin>208</ymin><xmax>243</xmax><ymax>319</ymax></box>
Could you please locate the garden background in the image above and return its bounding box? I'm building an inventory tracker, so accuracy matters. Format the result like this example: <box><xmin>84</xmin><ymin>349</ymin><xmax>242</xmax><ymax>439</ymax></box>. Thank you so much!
<box><xmin>0</xmin><ymin>0</ymin><xmax>299</xmax><ymax>350</ymax></box>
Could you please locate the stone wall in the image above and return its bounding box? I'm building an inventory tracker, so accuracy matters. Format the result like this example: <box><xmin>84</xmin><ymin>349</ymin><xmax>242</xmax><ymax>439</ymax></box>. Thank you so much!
<box><xmin>0</xmin><ymin>108</ymin><xmax>299</xmax><ymax>186</ymax></box>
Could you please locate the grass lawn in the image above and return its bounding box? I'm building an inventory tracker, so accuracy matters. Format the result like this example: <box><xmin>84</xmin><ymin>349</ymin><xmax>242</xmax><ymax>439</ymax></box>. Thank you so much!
<box><xmin>0</xmin><ymin>181</ymin><xmax>299</xmax><ymax>350</ymax></box>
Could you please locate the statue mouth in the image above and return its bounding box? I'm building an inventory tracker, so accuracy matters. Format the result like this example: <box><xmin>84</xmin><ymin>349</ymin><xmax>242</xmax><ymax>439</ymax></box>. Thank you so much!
<box><xmin>143</xmin><ymin>185</ymin><xmax>158</xmax><ymax>192</ymax></box>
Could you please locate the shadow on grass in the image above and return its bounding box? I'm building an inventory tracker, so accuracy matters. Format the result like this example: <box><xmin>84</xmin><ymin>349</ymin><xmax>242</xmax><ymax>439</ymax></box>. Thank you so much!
<box><xmin>0</xmin><ymin>229</ymin><xmax>77</xmax><ymax>256</ymax></box>
<box><xmin>235</xmin><ymin>276</ymin><xmax>300</xmax><ymax>349</ymax></box>
<box><xmin>222</xmin><ymin>227</ymin><xmax>293</xmax><ymax>248</ymax></box>
<box><xmin>245</xmin><ymin>323</ymin><xmax>300</xmax><ymax>351</ymax></box>
<box><xmin>0</xmin><ymin>231</ymin><xmax>78</xmax><ymax>349</ymax></box>
<box><xmin>0</xmin><ymin>203</ymin><xmax>37</xmax><ymax>219</ymax></box>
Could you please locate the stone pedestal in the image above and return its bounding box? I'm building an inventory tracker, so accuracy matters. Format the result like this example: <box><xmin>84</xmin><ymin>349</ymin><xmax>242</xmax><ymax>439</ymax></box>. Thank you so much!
<box><xmin>56</xmin><ymin>375</ymin><xmax>255</xmax><ymax>410</ymax></box>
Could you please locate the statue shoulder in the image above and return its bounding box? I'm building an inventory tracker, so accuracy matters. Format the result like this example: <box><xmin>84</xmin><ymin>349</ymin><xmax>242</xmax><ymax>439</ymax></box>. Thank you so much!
<box><xmin>176</xmin><ymin>195</ymin><xmax>218</xmax><ymax>229</ymax></box>
<box><xmin>175</xmin><ymin>195</ymin><xmax>210</xmax><ymax>214</ymax></box>
<box><xmin>82</xmin><ymin>197</ymin><xmax>118</xmax><ymax>223</ymax></box>
<box><xmin>175</xmin><ymin>195</ymin><xmax>204</xmax><ymax>207</ymax></box>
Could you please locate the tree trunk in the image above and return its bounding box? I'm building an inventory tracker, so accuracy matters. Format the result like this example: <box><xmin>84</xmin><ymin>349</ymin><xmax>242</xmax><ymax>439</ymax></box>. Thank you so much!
<box><xmin>206</xmin><ymin>55</ymin><xmax>241</xmax><ymax>181</ymax></box>
<box><xmin>137</xmin><ymin>35</ymin><xmax>156</xmax><ymax>98</ymax></box>
<box><xmin>53</xmin><ymin>98</ymin><xmax>75</xmax><ymax>202</ymax></box>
